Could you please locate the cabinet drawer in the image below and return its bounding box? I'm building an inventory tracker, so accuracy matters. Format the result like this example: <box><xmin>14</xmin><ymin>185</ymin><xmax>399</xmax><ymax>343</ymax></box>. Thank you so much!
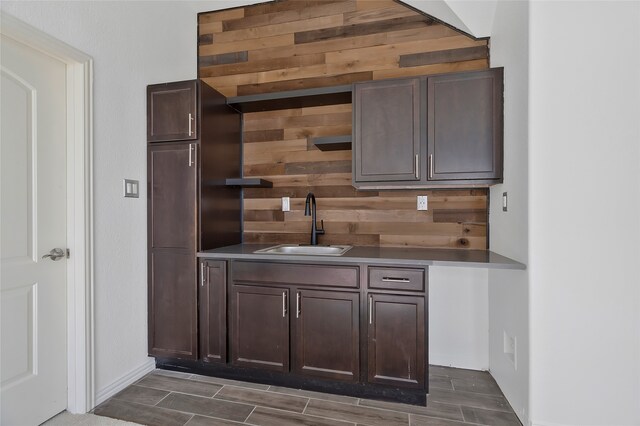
<box><xmin>368</xmin><ymin>267</ymin><xmax>425</xmax><ymax>292</ymax></box>
<box><xmin>232</xmin><ymin>261</ymin><xmax>359</xmax><ymax>289</ymax></box>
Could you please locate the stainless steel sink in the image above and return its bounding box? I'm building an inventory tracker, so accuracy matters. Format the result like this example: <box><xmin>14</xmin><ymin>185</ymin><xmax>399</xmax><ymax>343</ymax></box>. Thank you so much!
<box><xmin>253</xmin><ymin>244</ymin><xmax>352</xmax><ymax>256</ymax></box>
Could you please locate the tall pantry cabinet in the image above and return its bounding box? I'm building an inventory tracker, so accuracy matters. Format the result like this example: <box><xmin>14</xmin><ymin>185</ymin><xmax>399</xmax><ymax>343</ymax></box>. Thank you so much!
<box><xmin>147</xmin><ymin>80</ymin><xmax>241</xmax><ymax>359</ymax></box>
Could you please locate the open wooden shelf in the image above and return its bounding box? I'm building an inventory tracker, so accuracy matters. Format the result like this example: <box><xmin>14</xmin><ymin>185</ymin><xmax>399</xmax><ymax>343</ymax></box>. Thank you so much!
<box><xmin>227</xmin><ymin>85</ymin><xmax>352</xmax><ymax>113</ymax></box>
<box><xmin>311</xmin><ymin>135</ymin><xmax>352</xmax><ymax>151</ymax></box>
<box><xmin>203</xmin><ymin>178</ymin><xmax>273</xmax><ymax>188</ymax></box>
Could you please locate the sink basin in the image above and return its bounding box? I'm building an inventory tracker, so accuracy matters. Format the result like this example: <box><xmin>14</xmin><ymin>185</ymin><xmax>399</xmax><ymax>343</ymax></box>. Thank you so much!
<box><xmin>254</xmin><ymin>244</ymin><xmax>353</xmax><ymax>256</ymax></box>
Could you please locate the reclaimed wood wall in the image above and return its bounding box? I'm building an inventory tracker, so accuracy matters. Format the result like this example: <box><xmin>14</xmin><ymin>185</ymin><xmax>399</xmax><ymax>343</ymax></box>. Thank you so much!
<box><xmin>198</xmin><ymin>0</ymin><xmax>490</xmax><ymax>249</ymax></box>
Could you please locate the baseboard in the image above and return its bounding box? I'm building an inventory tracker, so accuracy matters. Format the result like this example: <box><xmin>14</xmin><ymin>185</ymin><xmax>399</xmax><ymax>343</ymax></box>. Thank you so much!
<box><xmin>531</xmin><ymin>422</ymin><xmax>630</xmax><ymax>426</ymax></box>
<box><xmin>94</xmin><ymin>358</ymin><xmax>155</xmax><ymax>406</ymax></box>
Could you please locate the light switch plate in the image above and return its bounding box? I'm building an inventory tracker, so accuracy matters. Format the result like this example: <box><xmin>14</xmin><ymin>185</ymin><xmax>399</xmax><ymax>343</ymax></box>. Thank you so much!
<box><xmin>282</xmin><ymin>197</ymin><xmax>290</xmax><ymax>212</ymax></box>
<box><xmin>502</xmin><ymin>192</ymin><xmax>508</xmax><ymax>212</ymax></box>
<box><xmin>417</xmin><ymin>195</ymin><xmax>428</xmax><ymax>211</ymax></box>
<box><xmin>123</xmin><ymin>179</ymin><xmax>139</xmax><ymax>198</ymax></box>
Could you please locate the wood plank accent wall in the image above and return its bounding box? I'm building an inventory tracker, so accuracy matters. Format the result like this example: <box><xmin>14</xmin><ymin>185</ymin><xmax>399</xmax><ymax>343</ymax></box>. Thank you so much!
<box><xmin>198</xmin><ymin>0</ymin><xmax>490</xmax><ymax>249</ymax></box>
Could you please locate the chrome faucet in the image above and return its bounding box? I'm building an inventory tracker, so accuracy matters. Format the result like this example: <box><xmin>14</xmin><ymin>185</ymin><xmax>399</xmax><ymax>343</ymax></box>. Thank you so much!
<box><xmin>304</xmin><ymin>192</ymin><xmax>325</xmax><ymax>245</ymax></box>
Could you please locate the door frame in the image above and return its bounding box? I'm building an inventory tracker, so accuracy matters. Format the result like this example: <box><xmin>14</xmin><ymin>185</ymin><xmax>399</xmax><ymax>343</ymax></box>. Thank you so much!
<box><xmin>1</xmin><ymin>13</ymin><xmax>95</xmax><ymax>413</ymax></box>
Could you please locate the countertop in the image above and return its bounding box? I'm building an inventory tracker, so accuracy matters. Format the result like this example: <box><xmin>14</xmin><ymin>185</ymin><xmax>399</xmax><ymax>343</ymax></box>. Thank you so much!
<box><xmin>198</xmin><ymin>244</ymin><xmax>526</xmax><ymax>270</ymax></box>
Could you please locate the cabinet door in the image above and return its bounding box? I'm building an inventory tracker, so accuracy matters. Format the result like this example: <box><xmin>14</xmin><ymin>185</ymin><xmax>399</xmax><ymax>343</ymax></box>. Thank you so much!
<box><xmin>147</xmin><ymin>80</ymin><xmax>198</xmax><ymax>142</ymax></box>
<box><xmin>354</xmin><ymin>78</ymin><xmax>421</xmax><ymax>183</ymax></box>
<box><xmin>200</xmin><ymin>260</ymin><xmax>226</xmax><ymax>363</ymax></box>
<box><xmin>427</xmin><ymin>68</ymin><xmax>503</xmax><ymax>181</ymax></box>
<box><xmin>292</xmin><ymin>290</ymin><xmax>359</xmax><ymax>382</ymax></box>
<box><xmin>148</xmin><ymin>143</ymin><xmax>197</xmax><ymax>251</ymax></box>
<box><xmin>148</xmin><ymin>251</ymin><xmax>197</xmax><ymax>359</ymax></box>
<box><xmin>367</xmin><ymin>294</ymin><xmax>425</xmax><ymax>389</ymax></box>
<box><xmin>230</xmin><ymin>285</ymin><xmax>289</xmax><ymax>372</ymax></box>
<box><xmin>147</xmin><ymin>142</ymin><xmax>198</xmax><ymax>359</ymax></box>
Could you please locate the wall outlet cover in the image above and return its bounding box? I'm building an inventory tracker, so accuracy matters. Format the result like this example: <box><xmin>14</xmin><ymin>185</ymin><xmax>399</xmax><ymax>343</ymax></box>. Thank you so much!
<box><xmin>417</xmin><ymin>195</ymin><xmax>428</xmax><ymax>211</ymax></box>
<box><xmin>282</xmin><ymin>196</ymin><xmax>290</xmax><ymax>212</ymax></box>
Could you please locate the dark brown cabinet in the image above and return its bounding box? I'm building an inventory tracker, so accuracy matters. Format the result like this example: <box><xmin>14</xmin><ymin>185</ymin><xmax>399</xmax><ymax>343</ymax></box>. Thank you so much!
<box><xmin>148</xmin><ymin>143</ymin><xmax>198</xmax><ymax>359</ymax></box>
<box><xmin>427</xmin><ymin>68</ymin><xmax>503</xmax><ymax>181</ymax></box>
<box><xmin>353</xmin><ymin>78</ymin><xmax>421</xmax><ymax>183</ymax></box>
<box><xmin>292</xmin><ymin>290</ymin><xmax>359</xmax><ymax>382</ymax></box>
<box><xmin>367</xmin><ymin>293</ymin><xmax>426</xmax><ymax>389</ymax></box>
<box><xmin>147</xmin><ymin>80</ymin><xmax>198</xmax><ymax>142</ymax></box>
<box><xmin>353</xmin><ymin>68</ymin><xmax>503</xmax><ymax>188</ymax></box>
<box><xmin>147</xmin><ymin>80</ymin><xmax>242</xmax><ymax>360</ymax></box>
<box><xmin>230</xmin><ymin>285</ymin><xmax>290</xmax><ymax>372</ymax></box>
<box><xmin>199</xmin><ymin>260</ymin><xmax>227</xmax><ymax>363</ymax></box>
<box><xmin>228</xmin><ymin>261</ymin><xmax>360</xmax><ymax>381</ymax></box>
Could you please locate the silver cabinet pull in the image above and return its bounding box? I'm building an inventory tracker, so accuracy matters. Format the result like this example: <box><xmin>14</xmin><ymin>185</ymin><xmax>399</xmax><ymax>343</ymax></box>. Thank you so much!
<box><xmin>382</xmin><ymin>277</ymin><xmax>411</xmax><ymax>283</ymax></box>
<box><xmin>415</xmin><ymin>154</ymin><xmax>419</xmax><ymax>179</ymax></box>
<box><xmin>282</xmin><ymin>292</ymin><xmax>287</xmax><ymax>318</ymax></box>
<box><xmin>188</xmin><ymin>113</ymin><xmax>194</xmax><ymax>136</ymax></box>
<box><xmin>429</xmin><ymin>154</ymin><xmax>433</xmax><ymax>178</ymax></box>
<box><xmin>369</xmin><ymin>295</ymin><xmax>373</xmax><ymax>325</ymax></box>
<box><xmin>201</xmin><ymin>263</ymin><xmax>206</xmax><ymax>287</ymax></box>
<box><xmin>188</xmin><ymin>144</ymin><xmax>196</xmax><ymax>167</ymax></box>
<box><xmin>296</xmin><ymin>292</ymin><xmax>301</xmax><ymax>318</ymax></box>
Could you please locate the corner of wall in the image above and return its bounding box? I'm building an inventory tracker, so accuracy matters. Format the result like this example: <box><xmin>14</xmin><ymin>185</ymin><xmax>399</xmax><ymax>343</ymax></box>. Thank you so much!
<box><xmin>95</xmin><ymin>357</ymin><xmax>156</xmax><ymax>407</ymax></box>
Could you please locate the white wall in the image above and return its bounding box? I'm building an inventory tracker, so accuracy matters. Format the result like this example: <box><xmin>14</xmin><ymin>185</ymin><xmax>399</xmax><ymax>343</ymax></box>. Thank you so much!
<box><xmin>430</xmin><ymin>267</ymin><xmax>489</xmax><ymax>370</ymax></box>
<box><xmin>487</xmin><ymin>0</ymin><xmax>530</xmax><ymax>423</ymax></box>
<box><xmin>529</xmin><ymin>2</ymin><xmax>640</xmax><ymax>425</ymax></box>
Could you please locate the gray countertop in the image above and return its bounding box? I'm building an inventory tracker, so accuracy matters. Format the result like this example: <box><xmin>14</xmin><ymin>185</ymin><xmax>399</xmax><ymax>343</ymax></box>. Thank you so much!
<box><xmin>198</xmin><ymin>244</ymin><xmax>526</xmax><ymax>270</ymax></box>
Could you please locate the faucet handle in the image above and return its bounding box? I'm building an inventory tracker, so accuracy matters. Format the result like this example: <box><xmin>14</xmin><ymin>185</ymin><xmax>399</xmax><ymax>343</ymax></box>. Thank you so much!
<box><xmin>317</xmin><ymin>220</ymin><xmax>325</xmax><ymax>234</ymax></box>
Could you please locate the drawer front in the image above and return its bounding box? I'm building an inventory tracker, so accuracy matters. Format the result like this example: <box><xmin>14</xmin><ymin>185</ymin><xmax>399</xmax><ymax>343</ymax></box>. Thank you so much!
<box><xmin>368</xmin><ymin>267</ymin><xmax>425</xmax><ymax>292</ymax></box>
<box><xmin>232</xmin><ymin>261</ymin><xmax>359</xmax><ymax>289</ymax></box>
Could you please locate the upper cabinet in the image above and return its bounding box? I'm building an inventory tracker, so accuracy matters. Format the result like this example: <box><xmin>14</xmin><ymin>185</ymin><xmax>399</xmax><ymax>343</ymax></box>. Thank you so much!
<box><xmin>427</xmin><ymin>69</ymin><xmax>503</xmax><ymax>182</ymax></box>
<box><xmin>147</xmin><ymin>80</ymin><xmax>198</xmax><ymax>142</ymax></box>
<box><xmin>353</xmin><ymin>78</ymin><xmax>421</xmax><ymax>183</ymax></box>
<box><xmin>353</xmin><ymin>68</ymin><xmax>504</xmax><ymax>188</ymax></box>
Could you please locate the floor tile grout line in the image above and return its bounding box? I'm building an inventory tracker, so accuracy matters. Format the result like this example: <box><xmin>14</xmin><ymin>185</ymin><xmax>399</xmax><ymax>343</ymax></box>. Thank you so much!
<box><xmin>211</xmin><ymin>384</ymin><xmax>225</xmax><ymax>399</ymax></box>
<box><xmin>153</xmin><ymin>391</ymin><xmax>174</xmax><ymax>407</ymax></box>
<box><xmin>263</xmin><ymin>386</ymin><xmax>358</xmax><ymax>404</ymax></box>
<box><xmin>243</xmin><ymin>404</ymin><xmax>258</xmax><ymax>423</ymax></box>
<box><xmin>133</xmin><ymin>382</ymin><xmax>224</xmax><ymax>400</ymax></box>
<box><xmin>182</xmin><ymin>413</ymin><xmax>195</xmax><ymax>426</ymax></box>
<box><xmin>302</xmin><ymin>397</ymin><xmax>311</xmax><ymax>414</ymax></box>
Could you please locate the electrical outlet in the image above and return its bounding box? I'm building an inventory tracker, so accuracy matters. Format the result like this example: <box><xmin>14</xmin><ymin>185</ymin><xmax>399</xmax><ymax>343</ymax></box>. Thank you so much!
<box><xmin>503</xmin><ymin>331</ymin><xmax>517</xmax><ymax>369</ymax></box>
<box><xmin>502</xmin><ymin>192</ymin><xmax>508</xmax><ymax>212</ymax></box>
<box><xmin>417</xmin><ymin>195</ymin><xmax>428</xmax><ymax>211</ymax></box>
<box><xmin>282</xmin><ymin>197</ymin><xmax>290</xmax><ymax>212</ymax></box>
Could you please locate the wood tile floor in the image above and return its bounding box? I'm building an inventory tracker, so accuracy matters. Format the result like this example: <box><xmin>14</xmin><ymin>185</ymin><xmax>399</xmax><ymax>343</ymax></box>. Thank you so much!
<box><xmin>93</xmin><ymin>366</ymin><xmax>521</xmax><ymax>426</ymax></box>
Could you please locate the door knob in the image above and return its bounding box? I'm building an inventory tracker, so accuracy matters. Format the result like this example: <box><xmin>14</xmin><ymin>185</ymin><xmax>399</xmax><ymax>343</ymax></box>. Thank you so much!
<box><xmin>42</xmin><ymin>248</ymin><xmax>68</xmax><ymax>261</ymax></box>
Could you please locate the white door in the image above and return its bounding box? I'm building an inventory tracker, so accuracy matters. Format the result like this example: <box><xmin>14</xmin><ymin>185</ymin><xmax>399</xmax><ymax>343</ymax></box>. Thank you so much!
<box><xmin>1</xmin><ymin>34</ymin><xmax>68</xmax><ymax>426</ymax></box>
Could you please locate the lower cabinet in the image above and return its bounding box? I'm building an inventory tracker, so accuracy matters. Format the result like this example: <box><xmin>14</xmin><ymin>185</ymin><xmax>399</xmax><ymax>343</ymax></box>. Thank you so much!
<box><xmin>367</xmin><ymin>293</ymin><xmax>426</xmax><ymax>388</ymax></box>
<box><xmin>292</xmin><ymin>290</ymin><xmax>359</xmax><ymax>382</ymax></box>
<box><xmin>190</xmin><ymin>259</ymin><xmax>427</xmax><ymax>402</ymax></box>
<box><xmin>199</xmin><ymin>260</ymin><xmax>227</xmax><ymax>363</ymax></box>
<box><xmin>230</xmin><ymin>285</ymin><xmax>290</xmax><ymax>372</ymax></box>
<box><xmin>148</xmin><ymin>251</ymin><xmax>197</xmax><ymax>359</ymax></box>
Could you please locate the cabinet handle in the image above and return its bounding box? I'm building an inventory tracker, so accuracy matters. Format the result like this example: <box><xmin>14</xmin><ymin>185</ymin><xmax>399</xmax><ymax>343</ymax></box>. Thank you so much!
<box><xmin>296</xmin><ymin>292</ymin><xmax>301</xmax><ymax>318</ymax></box>
<box><xmin>201</xmin><ymin>263</ymin><xmax>206</xmax><ymax>287</ymax></box>
<box><xmin>282</xmin><ymin>292</ymin><xmax>287</xmax><ymax>318</ymax></box>
<box><xmin>369</xmin><ymin>295</ymin><xmax>373</xmax><ymax>325</ymax></box>
<box><xmin>429</xmin><ymin>154</ymin><xmax>433</xmax><ymax>178</ymax></box>
<box><xmin>415</xmin><ymin>154</ymin><xmax>419</xmax><ymax>179</ymax></box>
<box><xmin>188</xmin><ymin>113</ymin><xmax>194</xmax><ymax>136</ymax></box>
<box><xmin>382</xmin><ymin>277</ymin><xmax>411</xmax><ymax>283</ymax></box>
